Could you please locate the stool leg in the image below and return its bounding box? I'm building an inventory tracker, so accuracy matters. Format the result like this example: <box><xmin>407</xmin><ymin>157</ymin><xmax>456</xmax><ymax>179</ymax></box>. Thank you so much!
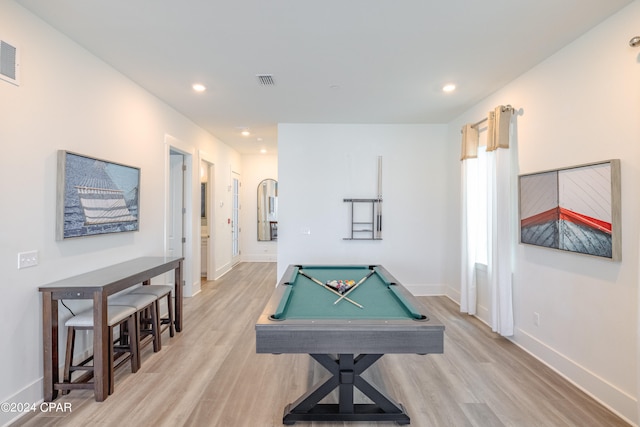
<box><xmin>151</xmin><ymin>301</ymin><xmax>160</xmax><ymax>352</ymax></box>
<box><xmin>62</xmin><ymin>326</ymin><xmax>75</xmax><ymax>395</ymax></box>
<box><xmin>108</xmin><ymin>327</ymin><xmax>115</xmax><ymax>395</ymax></box>
<box><xmin>120</xmin><ymin>322</ymin><xmax>129</xmax><ymax>346</ymax></box>
<box><xmin>166</xmin><ymin>294</ymin><xmax>175</xmax><ymax>337</ymax></box>
<box><xmin>128</xmin><ymin>315</ymin><xmax>139</xmax><ymax>373</ymax></box>
<box><xmin>134</xmin><ymin>310</ymin><xmax>143</xmax><ymax>369</ymax></box>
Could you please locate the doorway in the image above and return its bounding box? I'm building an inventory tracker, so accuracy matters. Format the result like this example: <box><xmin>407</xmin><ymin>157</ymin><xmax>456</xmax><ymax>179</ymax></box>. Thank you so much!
<box><xmin>165</xmin><ymin>136</ymin><xmax>193</xmax><ymax>297</ymax></box>
<box><xmin>168</xmin><ymin>151</ymin><xmax>185</xmax><ymax>260</ymax></box>
<box><xmin>201</xmin><ymin>159</ymin><xmax>215</xmax><ymax>280</ymax></box>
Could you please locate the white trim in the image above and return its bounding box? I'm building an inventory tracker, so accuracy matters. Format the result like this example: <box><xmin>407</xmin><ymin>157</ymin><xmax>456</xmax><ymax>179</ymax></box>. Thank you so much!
<box><xmin>190</xmin><ymin>280</ymin><xmax>201</xmax><ymax>296</ymax></box>
<box><xmin>198</xmin><ymin>149</ymin><xmax>216</xmax><ymax>282</ymax></box>
<box><xmin>0</xmin><ymin>378</ymin><xmax>43</xmax><ymax>427</ymax></box>
<box><xmin>164</xmin><ymin>134</ymin><xmax>194</xmax><ymax>297</ymax></box>
<box><xmin>405</xmin><ymin>283</ymin><xmax>447</xmax><ymax>296</ymax></box>
<box><xmin>443</xmin><ymin>294</ymin><xmax>636</xmax><ymax>426</ymax></box>
<box><xmin>512</xmin><ymin>328</ymin><xmax>636</xmax><ymax>425</ymax></box>
<box><xmin>214</xmin><ymin>261</ymin><xmax>234</xmax><ymax>280</ymax></box>
<box><xmin>241</xmin><ymin>254</ymin><xmax>277</xmax><ymax>262</ymax></box>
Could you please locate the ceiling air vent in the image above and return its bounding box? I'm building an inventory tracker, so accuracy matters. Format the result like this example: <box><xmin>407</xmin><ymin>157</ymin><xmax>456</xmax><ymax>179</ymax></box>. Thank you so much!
<box><xmin>0</xmin><ymin>39</ymin><xmax>20</xmax><ymax>86</ymax></box>
<box><xmin>256</xmin><ymin>74</ymin><xmax>275</xmax><ymax>86</ymax></box>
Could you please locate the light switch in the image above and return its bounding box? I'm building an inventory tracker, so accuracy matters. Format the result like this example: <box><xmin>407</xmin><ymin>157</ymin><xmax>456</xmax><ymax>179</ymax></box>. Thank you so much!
<box><xmin>18</xmin><ymin>250</ymin><xmax>38</xmax><ymax>269</ymax></box>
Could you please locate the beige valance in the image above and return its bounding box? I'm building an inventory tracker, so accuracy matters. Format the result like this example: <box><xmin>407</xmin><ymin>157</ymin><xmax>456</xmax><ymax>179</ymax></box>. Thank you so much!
<box><xmin>486</xmin><ymin>105</ymin><xmax>512</xmax><ymax>152</ymax></box>
<box><xmin>460</xmin><ymin>105</ymin><xmax>514</xmax><ymax>160</ymax></box>
<box><xmin>460</xmin><ymin>124</ymin><xmax>479</xmax><ymax>160</ymax></box>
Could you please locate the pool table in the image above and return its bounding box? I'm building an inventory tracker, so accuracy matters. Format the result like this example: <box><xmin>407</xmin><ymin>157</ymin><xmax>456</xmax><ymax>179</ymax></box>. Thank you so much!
<box><xmin>255</xmin><ymin>265</ymin><xmax>444</xmax><ymax>425</ymax></box>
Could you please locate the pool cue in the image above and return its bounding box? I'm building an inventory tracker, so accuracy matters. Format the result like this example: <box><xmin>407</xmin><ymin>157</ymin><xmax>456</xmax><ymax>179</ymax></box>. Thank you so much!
<box><xmin>376</xmin><ymin>156</ymin><xmax>382</xmax><ymax>239</ymax></box>
<box><xmin>298</xmin><ymin>270</ymin><xmax>364</xmax><ymax>309</ymax></box>
<box><xmin>333</xmin><ymin>269</ymin><xmax>376</xmax><ymax>305</ymax></box>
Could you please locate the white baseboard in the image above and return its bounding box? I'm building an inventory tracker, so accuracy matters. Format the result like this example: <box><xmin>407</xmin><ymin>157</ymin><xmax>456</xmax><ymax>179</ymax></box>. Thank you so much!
<box><xmin>241</xmin><ymin>253</ymin><xmax>277</xmax><ymax>262</ymax></box>
<box><xmin>512</xmin><ymin>328</ymin><xmax>637</xmax><ymax>426</ymax></box>
<box><xmin>190</xmin><ymin>280</ymin><xmax>201</xmax><ymax>296</ymax></box>
<box><xmin>441</xmin><ymin>294</ymin><xmax>636</xmax><ymax>425</ymax></box>
<box><xmin>405</xmin><ymin>283</ymin><xmax>446</xmax><ymax>296</ymax></box>
<box><xmin>0</xmin><ymin>377</ymin><xmax>43</xmax><ymax>427</ymax></box>
<box><xmin>214</xmin><ymin>262</ymin><xmax>233</xmax><ymax>280</ymax></box>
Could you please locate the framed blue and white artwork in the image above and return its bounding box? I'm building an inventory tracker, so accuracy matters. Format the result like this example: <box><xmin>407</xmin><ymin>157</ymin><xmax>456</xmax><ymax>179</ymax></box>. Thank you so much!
<box><xmin>56</xmin><ymin>150</ymin><xmax>140</xmax><ymax>239</ymax></box>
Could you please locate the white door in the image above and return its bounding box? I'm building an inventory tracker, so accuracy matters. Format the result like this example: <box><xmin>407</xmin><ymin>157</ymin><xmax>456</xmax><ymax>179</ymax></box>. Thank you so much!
<box><xmin>168</xmin><ymin>151</ymin><xmax>185</xmax><ymax>259</ymax></box>
<box><xmin>231</xmin><ymin>173</ymin><xmax>240</xmax><ymax>265</ymax></box>
<box><xmin>202</xmin><ymin>160</ymin><xmax>215</xmax><ymax>280</ymax></box>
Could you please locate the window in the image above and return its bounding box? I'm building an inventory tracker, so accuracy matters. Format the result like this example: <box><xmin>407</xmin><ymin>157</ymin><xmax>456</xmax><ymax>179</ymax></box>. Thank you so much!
<box><xmin>466</xmin><ymin>146</ymin><xmax>489</xmax><ymax>265</ymax></box>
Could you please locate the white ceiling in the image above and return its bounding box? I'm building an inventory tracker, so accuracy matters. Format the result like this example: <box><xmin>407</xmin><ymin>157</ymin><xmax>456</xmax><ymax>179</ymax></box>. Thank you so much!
<box><xmin>15</xmin><ymin>0</ymin><xmax>633</xmax><ymax>154</ymax></box>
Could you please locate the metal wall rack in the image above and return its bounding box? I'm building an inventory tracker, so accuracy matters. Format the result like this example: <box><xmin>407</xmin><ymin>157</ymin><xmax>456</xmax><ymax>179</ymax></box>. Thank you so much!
<box><xmin>343</xmin><ymin>198</ymin><xmax>382</xmax><ymax>240</ymax></box>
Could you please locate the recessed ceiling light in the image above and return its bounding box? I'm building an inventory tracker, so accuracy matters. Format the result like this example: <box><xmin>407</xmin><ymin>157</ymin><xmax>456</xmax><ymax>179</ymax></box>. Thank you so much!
<box><xmin>192</xmin><ymin>83</ymin><xmax>206</xmax><ymax>92</ymax></box>
<box><xmin>257</xmin><ymin>137</ymin><xmax>263</xmax><ymax>142</ymax></box>
<box><xmin>241</xmin><ymin>130</ymin><xmax>251</xmax><ymax>136</ymax></box>
<box><xmin>260</xmin><ymin>149</ymin><xmax>267</xmax><ymax>154</ymax></box>
<box><xmin>442</xmin><ymin>83</ymin><xmax>456</xmax><ymax>93</ymax></box>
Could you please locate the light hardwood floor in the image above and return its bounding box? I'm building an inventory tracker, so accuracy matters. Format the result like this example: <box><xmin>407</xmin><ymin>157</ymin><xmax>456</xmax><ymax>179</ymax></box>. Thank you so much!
<box><xmin>14</xmin><ymin>262</ymin><xmax>629</xmax><ymax>427</ymax></box>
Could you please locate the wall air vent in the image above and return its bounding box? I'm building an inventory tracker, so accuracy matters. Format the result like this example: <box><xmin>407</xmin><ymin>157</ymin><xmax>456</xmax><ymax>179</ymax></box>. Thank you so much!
<box><xmin>0</xmin><ymin>39</ymin><xmax>20</xmax><ymax>86</ymax></box>
<box><xmin>256</xmin><ymin>74</ymin><xmax>275</xmax><ymax>86</ymax></box>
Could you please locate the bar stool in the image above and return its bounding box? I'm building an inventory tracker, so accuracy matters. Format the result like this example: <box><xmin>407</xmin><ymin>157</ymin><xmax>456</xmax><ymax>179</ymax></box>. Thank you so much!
<box><xmin>63</xmin><ymin>305</ymin><xmax>138</xmax><ymax>396</ymax></box>
<box><xmin>109</xmin><ymin>292</ymin><xmax>160</xmax><ymax>366</ymax></box>
<box><xmin>129</xmin><ymin>285</ymin><xmax>175</xmax><ymax>341</ymax></box>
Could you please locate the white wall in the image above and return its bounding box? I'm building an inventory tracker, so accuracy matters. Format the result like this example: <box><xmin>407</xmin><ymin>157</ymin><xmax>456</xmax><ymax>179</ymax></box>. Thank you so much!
<box><xmin>0</xmin><ymin>3</ymin><xmax>240</xmax><ymax>424</ymax></box>
<box><xmin>3</xmin><ymin>0</ymin><xmax>639</xmax><ymax>425</ymax></box>
<box><xmin>240</xmin><ymin>153</ymin><xmax>278</xmax><ymax>262</ymax></box>
<box><xmin>277</xmin><ymin>123</ymin><xmax>450</xmax><ymax>294</ymax></box>
<box><xmin>445</xmin><ymin>2</ymin><xmax>640</xmax><ymax>423</ymax></box>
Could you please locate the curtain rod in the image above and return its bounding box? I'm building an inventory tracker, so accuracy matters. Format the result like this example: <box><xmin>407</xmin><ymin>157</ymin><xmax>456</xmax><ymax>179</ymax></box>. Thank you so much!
<box><xmin>460</xmin><ymin>105</ymin><xmax>515</xmax><ymax>133</ymax></box>
<box><xmin>470</xmin><ymin>117</ymin><xmax>488</xmax><ymax>129</ymax></box>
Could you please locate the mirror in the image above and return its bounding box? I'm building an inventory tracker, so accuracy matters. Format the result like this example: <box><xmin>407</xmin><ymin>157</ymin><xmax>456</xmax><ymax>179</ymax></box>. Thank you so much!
<box><xmin>257</xmin><ymin>179</ymin><xmax>278</xmax><ymax>241</ymax></box>
<box><xmin>201</xmin><ymin>183</ymin><xmax>207</xmax><ymax>224</ymax></box>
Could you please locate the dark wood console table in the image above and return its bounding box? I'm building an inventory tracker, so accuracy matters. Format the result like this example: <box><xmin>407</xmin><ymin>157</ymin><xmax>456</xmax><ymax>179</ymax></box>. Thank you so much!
<box><xmin>39</xmin><ymin>256</ymin><xmax>184</xmax><ymax>402</ymax></box>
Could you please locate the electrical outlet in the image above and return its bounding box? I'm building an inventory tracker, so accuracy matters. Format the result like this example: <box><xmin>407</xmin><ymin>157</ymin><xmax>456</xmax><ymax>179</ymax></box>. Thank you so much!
<box><xmin>533</xmin><ymin>312</ymin><xmax>540</xmax><ymax>326</ymax></box>
<box><xmin>18</xmin><ymin>250</ymin><xmax>38</xmax><ymax>269</ymax></box>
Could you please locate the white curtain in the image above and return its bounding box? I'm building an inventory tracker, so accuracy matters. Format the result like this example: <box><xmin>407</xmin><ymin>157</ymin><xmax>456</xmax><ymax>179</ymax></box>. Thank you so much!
<box><xmin>486</xmin><ymin>148</ymin><xmax>514</xmax><ymax>335</ymax></box>
<box><xmin>486</xmin><ymin>106</ymin><xmax>514</xmax><ymax>336</ymax></box>
<box><xmin>460</xmin><ymin>106</ymin><xmax>515</xmax><ymax>336</ymax></box>
<box><xmin>460</xmin><ymin>159</ymin><xmax>477</xmax><ymax>314</ymax></box>
<box><xmin>460</xmin><ymin>124</ymin><xmax>478</xmax><ymax>315</ymax></box>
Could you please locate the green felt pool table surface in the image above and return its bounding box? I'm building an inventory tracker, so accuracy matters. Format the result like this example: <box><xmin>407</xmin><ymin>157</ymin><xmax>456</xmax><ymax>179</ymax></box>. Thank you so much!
<box><xmin>273</xmin><ymin>265</ymin><xmax>423</xmax><ymax>320</ymax></box>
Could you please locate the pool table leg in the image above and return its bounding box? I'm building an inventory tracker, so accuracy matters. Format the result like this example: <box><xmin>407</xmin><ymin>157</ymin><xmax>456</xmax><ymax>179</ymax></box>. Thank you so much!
<box><xmin>282</xmin><ymin>353</ymin><xmax>410</xmax><ymax>425</ymax></box>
